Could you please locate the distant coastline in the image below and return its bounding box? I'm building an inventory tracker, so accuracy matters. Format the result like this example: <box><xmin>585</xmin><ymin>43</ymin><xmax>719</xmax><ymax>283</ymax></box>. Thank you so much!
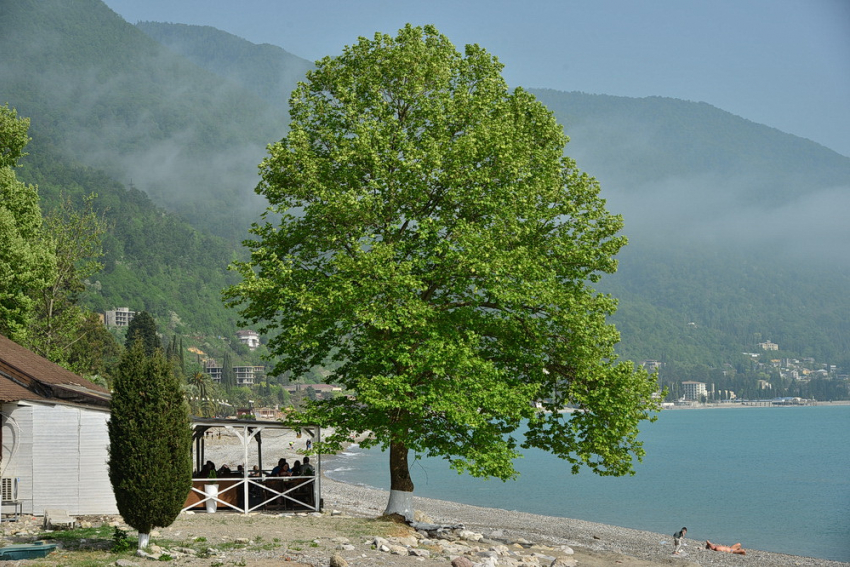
<box><xmin>661</xmin><ymin>399</ymin><xmax>850</xmax><ymax>409</ymax></box>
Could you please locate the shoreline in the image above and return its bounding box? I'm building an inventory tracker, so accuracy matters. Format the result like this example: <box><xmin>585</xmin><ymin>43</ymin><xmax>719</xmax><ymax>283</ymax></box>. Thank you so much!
<box><xmin>204</xmin><ymin>424</ymin><xmax>849</xmax><ymax>566</ymax></box>
<box><xmin>320</xmin><ymin>474</ymin><xmax>850</xmax><ymax>566</ymax></box>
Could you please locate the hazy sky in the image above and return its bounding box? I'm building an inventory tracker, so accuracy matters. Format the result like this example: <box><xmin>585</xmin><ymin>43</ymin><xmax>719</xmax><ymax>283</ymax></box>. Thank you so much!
<box><xmin>103</xmin><ymin>0</ymin><xmax>850</xmax><ymax>157</ymax></box>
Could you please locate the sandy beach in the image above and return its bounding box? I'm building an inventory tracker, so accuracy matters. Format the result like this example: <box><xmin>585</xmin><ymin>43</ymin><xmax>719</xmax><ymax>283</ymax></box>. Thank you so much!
<box><xmin>201</xmin><ymin>425</ymin><xmax>848</xmax><ymax>567</ymax></box>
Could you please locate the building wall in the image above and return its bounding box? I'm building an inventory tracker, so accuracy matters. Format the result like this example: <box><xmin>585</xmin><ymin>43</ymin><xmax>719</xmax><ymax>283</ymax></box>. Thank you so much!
<box><xmin>104</xmin><ymin>308</ymin><xmax>135</xmax><ymax>327</ymax></box>
<box><xmin>2</xmin><ymin>401</ymin><xmax>117</xmax><ymax>516</ymax></box>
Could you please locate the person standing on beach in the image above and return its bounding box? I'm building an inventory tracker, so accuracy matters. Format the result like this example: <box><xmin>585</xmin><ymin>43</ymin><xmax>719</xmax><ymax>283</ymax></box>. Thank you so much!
<box><xmin>673</xmin><ymin>527</ymin><xmax>687</xmax><ymax>555</ymax></box>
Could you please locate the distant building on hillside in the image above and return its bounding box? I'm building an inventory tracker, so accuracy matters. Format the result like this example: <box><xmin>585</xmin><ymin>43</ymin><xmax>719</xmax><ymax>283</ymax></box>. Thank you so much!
<box><xmin>758</xmin><ymin>340</ymin><xmax>779</xmax><ymax>351</ymax></box>
<box><xmin>203</xmin><ymin>359</ymin><xmax>222</xmax><ymax>382</ymax></box>
<box><xmin>234</xmin><ymin>366</ymin><xmax>264</xmax><ymax>387</ymax></box>
<box><xmin>682</xmin><ymin>380</ymin><xmax>707</xmax><ymax>401</ymax></box>
<box><xmin>642</xmin><ymin>360</ymin><xmax>662</xmax><ymax>373</ymax></box>
<box><xmin>235</xmin><ymin>330</ymin><xmax>260</xmax><ymax>350</ymax></box>
<box><xmin>104</xmin><ymin>307</ymin><xmax>135</xmax><ymax>327</ymax></box>
<box><xmin>284</xmin><ymin>383</ymin><xmax>343</xmax><ymax>400</ymax></box>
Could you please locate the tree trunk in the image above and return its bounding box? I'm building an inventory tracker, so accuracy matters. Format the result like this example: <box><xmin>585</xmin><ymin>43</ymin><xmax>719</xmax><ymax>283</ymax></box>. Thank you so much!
<box><xmin>384</xmin><ymin>440</ymin><xmax>414</xmax><ymax>519</ymax></box>
<box><xmin>137</xmin><ymin>532</ymin><xmax>150</xmax><ymax>551</ymax></box>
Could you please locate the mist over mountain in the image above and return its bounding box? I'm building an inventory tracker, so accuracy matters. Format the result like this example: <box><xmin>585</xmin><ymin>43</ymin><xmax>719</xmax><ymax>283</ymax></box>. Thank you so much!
<box><xmin>134</xmin><ymin>21</ymin><xmax>314</xmax><ymax>109</ymax></box>
<box><xmin>0</xmin><ymin>0</ymin><xmax>293</xmax><ymax>241</ymax></box>
<box><xmin>530</xmin><ymin>90</ymin><xmax>850</xmax><ymax>265</ymax></box>
<box><xmin>2</xmin><ymin>0</ymin><xmax>848</xmax><ymax>372</ymax></box>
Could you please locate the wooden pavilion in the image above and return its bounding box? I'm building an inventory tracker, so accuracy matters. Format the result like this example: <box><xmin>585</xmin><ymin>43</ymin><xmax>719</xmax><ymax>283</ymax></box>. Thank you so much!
<box><xmin>184</xmin><ymin>418</ymin><xmax>321</xmax><ymax>514</ymax></box>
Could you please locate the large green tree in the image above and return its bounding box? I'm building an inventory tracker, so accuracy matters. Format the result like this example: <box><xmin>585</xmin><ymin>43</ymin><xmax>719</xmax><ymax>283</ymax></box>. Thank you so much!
<box><xmin>225</xmin><ymin>25</ymin><xmax>658</xmax><ymax>517</ymax></box>
<box><xmin>0</xmin><ymin>104</ymin><xmax>56</xmax><ymax>342</ymax></box>
<box><xmin>108</xmin><ymin>341</ymin><xmax>192</xmax><ymax>549</ymax></box>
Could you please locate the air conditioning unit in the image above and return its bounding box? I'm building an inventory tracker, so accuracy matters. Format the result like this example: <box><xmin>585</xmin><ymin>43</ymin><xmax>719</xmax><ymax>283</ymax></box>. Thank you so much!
<box><xmin>1</xmin><ymin>477</ymin><xmax>18</xmax><ymax>502</ymax></box>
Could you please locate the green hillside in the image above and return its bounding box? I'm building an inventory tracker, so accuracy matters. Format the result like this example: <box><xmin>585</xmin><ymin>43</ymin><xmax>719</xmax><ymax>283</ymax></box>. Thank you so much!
<box><xmin>18</xmin><ymin>144</ymin><xmax>243</xmax><ymax>341</ymax></box>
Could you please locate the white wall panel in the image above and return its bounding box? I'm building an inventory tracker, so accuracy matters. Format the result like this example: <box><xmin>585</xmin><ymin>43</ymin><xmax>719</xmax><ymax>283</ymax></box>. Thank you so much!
<box><xmin>78</xmin><ymin>410</ymin><xmax>117</xmax><ymax>514</ymax></box>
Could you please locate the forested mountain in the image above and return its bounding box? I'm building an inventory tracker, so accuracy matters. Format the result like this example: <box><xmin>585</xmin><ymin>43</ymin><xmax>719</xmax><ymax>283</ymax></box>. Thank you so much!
<box><xmin>19</xmin><ymin>142</ymin><xmax>242</xmax><ymax>340</ymax></box>
<box><xmin>1</xmin><ymin>0</ymin><xmax>848</xmax><ymax>392</ymax></box>
<box><xmin>134</xmin><ymin>22</ymin><xmax>314</xmax><ymax>108</ymax></box>
<box><xmin>0</xmin><ymin>0</ymin><xmax>293</xmax><ymax>242</ymax></box>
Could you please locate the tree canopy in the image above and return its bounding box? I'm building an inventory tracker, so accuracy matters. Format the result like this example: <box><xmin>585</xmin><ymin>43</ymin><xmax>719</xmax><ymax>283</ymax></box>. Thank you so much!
<box><xmin>125</xmin><ymin>310</ymin><xmax>160</xmax><ymax>356</ymax></box>
<box><xmin>0</xmin><ymin>104</ymin><xmax>57</xmax><ymax>342</ymax></box>
<box><xmin>225</xmin><ymin>24</ymin><xmax>659</xmax><ymax>516</ymax></box>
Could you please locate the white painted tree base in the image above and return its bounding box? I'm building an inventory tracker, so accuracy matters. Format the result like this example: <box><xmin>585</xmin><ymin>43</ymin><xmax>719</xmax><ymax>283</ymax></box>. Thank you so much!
<box><xmin>384</xmin><ymin>489</ymin><xmax>414</xmax><ymax>521</ymax></box>
<box><xmin>138</xmin><ymin>532</ymin><xmax>150</xmax><ymax>550</ymax></box>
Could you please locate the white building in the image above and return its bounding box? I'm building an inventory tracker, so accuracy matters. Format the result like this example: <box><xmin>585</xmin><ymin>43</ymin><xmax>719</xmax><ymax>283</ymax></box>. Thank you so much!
<box><xmin>682</xmin><ymin>381</ymin><xmax>707</xmax><ymax>401</ymax></box>
<box><xmin>104</xmin><ymin>307</ymin><xmax>135</xmax><ymax>327</ymax></box>
<box><xmin>0</xmin><ymin>334</ymin><xmax>117</xmax><ymax>516</ymax></box>
<box><xmin>235</xmin><ymin>330</ymin><xmax>260</xmax><ymax>350</ymax></box>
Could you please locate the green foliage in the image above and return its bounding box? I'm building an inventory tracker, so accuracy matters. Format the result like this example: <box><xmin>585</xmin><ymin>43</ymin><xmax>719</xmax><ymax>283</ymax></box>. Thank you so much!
<box><xmin>27</xmin><ymin>192</ymin><xmax>108</xmax><ymax>368</ymax></box>
<box><xmin>0</xmin><ymin>104</ymin><xmax>58</xmax><ymax>343</ymax></box>
<box><xmin>226</xmin><ymin>25</ymin><xmax>659</xmax><ymax>493</ymax></box>
<box><xmin>108</xmin><ymin>341</ymin><xmax>193</xmax><ymax>535</ymax></box>
<box><xmin>111</xmin><ymin>528</ymin><xmax>132</xmax><ymax>553</ymax></box>
<box><xmin>125</xmin><ymin>311</ymin><xmax>160</xmax><ymax>356</ymax></box>
<box><xmin>4</xmin><ymin>1</ymin><xmax>848</xmax><ymax>403</ymax></box>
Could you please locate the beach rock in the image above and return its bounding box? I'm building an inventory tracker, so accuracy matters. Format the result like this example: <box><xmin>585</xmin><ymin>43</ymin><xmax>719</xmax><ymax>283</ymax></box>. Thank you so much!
<box><xmin>549</xmin><ymin>557</ymin><xmax>577</xmax><ymax>567</ymax></box>
<box><xmin>459</xmin><ymin>529</ymin><xmax>484</xmax><ymax>542</ymax></box>
<box><xmin>414</xmin><ymin>509</ymin><xmax>434</xmax><ymax>523</ymax></box>
<box><xmin>393</xmin><ymin>534</ymin><xmax>418</xmax><ymax>547</ymax></box>
<box><xmin>452</xmin><ymin>557</ymin><xmax>475</xmax><ymax>567</ymax></box>
<box><xmin>329</xmin><ymin>553</ymin><xmax>348</xmax><ymax>567</ymax></box>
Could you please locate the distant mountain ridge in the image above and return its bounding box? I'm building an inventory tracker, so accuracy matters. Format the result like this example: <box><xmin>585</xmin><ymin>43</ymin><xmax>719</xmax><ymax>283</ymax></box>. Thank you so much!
<box><xmin>135</xmin><ymin>21</ymin><xmax>314</xmax><ymax>108</ymax></box>
<box><xmin>2</xmin><ymin>0</ymin><xmax>848</xmax><ymax>372</ymax></box>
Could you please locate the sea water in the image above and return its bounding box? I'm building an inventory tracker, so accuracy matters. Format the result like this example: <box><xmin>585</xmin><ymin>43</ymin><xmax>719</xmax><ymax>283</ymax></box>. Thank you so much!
<box><xmin>326</xmin><ymin>404</ymin><xmax>850</xmax><ymax>562</ymax></box>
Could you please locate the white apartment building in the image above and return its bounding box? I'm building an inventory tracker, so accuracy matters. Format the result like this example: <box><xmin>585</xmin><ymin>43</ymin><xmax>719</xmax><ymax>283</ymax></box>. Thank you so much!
<box><xmin>104</xmin><ymin>307</ymin><xmax>135</xmax><ymax>327</ymax></box>
<box><xmin>682</xmin><ymin>380</ymin><xmax>707</xmax><ymax>401</ymax></box>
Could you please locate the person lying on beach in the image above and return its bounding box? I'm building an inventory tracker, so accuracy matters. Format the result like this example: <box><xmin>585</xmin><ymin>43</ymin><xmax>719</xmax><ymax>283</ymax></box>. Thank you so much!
<box><xmin>706</xmin><ymin>540</ymin><xmax>746</xmax><ymax>555</ymax></box>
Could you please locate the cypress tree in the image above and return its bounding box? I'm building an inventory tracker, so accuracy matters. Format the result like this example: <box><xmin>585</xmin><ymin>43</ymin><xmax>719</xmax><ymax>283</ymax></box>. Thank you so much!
<box><xmin>222</xmin><ymin>352</ymin><xmax>235</xmax><ymax>391</ymax></box>
<box><xmin>125</xmin><ymin>311</ymin><xmax>159</xmax><ymax>356</ymax></box>
<box><xmin>108</xmin><ymin>341</ymin><xmax>192</xmax><ymax>549</ymax></box>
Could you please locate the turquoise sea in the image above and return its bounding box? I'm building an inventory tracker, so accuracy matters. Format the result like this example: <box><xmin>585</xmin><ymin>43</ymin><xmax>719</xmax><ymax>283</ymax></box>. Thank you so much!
<box><xmin>326</xmin><ymin>404</ymin><xmax>850</xmax><ymax>562</ymax></box>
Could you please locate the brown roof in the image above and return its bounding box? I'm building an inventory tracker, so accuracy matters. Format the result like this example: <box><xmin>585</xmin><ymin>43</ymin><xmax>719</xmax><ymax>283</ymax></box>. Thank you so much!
<box><xmin>0</xmin><ymin>334</ymin><xmax>111</xmax><ymax>408</ymax></box>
